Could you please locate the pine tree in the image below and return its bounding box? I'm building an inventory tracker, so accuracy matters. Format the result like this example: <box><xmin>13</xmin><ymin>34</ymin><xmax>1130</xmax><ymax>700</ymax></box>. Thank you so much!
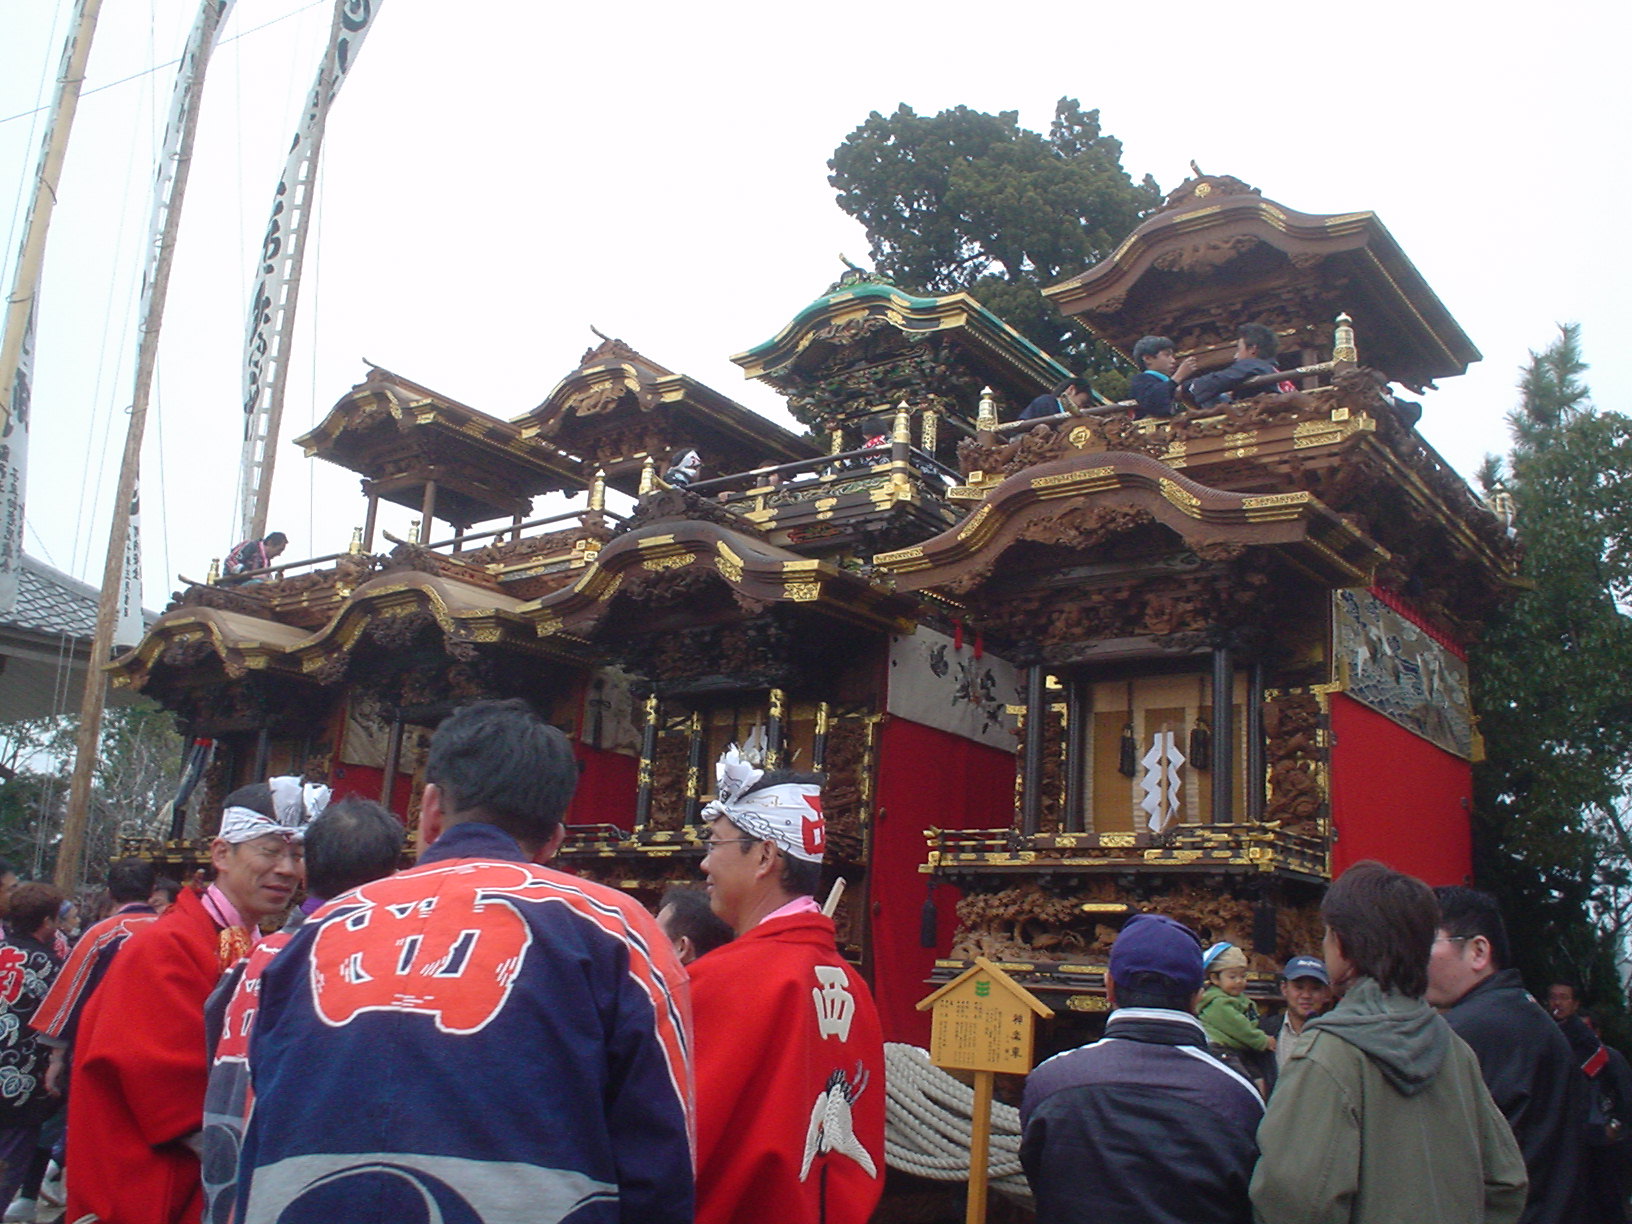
<box><xmin>828</xmin><ymin>99</ymin><xmax>1160</xmax><ymax>391</ymax></box>
<box><xmin>1472</xmin><ymin>324</ymin><xmax>1632</xmax><ymax>1036</ymax></box>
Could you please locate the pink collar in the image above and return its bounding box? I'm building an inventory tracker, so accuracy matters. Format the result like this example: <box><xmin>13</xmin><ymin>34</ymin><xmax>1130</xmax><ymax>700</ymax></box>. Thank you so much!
<box><xmin>757</xmin><ymin>895</ymin><xmax>821</xmax><ymax>927</ymax></box>
<box><xmin>201</xmin><ymin>885</ymin><xmax>260</xmax><ymax>946</ymax></box>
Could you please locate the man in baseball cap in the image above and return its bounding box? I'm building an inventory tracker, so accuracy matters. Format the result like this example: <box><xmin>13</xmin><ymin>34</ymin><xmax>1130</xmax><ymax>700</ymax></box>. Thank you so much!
<box><xmin>1021</xmin><ymin>913</ymin><xmax>1264</xmax><ymax>1223</ymax></box>
<box><xmin>690</xmin><ymin>749</ymin><xmax>885</xmax><ymax>1224</ymax></box>
<box><xmin>1261</xmin><ymin>955</ymin><xmax>1332</xmax><ymax>1092</ymax></box>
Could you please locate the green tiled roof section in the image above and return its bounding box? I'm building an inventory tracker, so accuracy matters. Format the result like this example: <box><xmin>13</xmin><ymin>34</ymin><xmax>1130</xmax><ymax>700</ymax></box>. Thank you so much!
<box><xmin>735</xmin><ymin>283</ymin><xmax>1071</xmax><ymax>382</ymax></box>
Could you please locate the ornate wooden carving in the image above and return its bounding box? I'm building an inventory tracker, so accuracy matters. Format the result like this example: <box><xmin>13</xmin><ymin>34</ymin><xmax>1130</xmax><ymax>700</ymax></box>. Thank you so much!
<box><xmin>621</xmin><ymin>617</ymin><xmax>796</xmax><ymax>691</ymax></box>
<box><xmin>973</xmin><ymin>557</ymin><xmax>1279</xmax><ymax>655</ymax></box>
<box><xmin>957</xmin><ymin>416</ymin><xmax>1166</xmax><ymax>481</ymax></box>
<box><xmin>949</xmin><ymin>878</ymin><xmax>1321</xmax><ymax>974</ymax></box>
<box><xmin>463</xmin><ymin>525</ymin><xmax>610</xmax><ymax>568</ymax></box>
<box><xmin>166</xmin><ymin>584</ymin><xmax>272</xmax><ymax>617</ymax></box>
<box><xmin>1153</xmin><ymin>174</ymin><xmax>1262</xmax><ymax>215</ymax></box>
<box><xmin>1262</xmin><ymin>692</ymin><xmax>1324</xmax><ymax>832</ymax></box>
<box><xmin>161</xmin><ymin>636</ymin><xmax>219</xmax><ymax>671</ymax></box>
<box><xmin>383</xmin><ymin>543</ymin><xmax>505</xmax><ymax>594</ymax></box>
<box><xmin>625</xmin><ymin>488</ymin><xmax>763</xmax><ymax>535</ymax></box>
<box><xmin>647</xmin><ymin>732</ymin><xmax>690</xmax><ymax>832</ymax></box>
<box><xmin>784</xmin><ymin>329</ymin><xmax>986</xmax><ymax>431</ymax></box>
<box><xmin>820</xmin><ymin>719</ymin><xmax>870</xmax><ymax>865</ymax></box>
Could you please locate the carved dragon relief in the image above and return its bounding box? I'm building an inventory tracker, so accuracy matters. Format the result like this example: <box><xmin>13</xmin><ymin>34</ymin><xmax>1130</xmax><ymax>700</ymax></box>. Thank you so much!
<box><xmin>1149</xmin><ymin>233</ymin><xmax>1263</xmax><ymax>276</ymax></box>
<box><xmin>1262</xmin><ymin>692</ymin><xmax>1324</xmax><ymax>832</ymax></box>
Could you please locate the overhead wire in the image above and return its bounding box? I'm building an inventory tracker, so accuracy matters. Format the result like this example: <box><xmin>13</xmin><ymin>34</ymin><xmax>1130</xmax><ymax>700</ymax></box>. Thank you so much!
<box><xmin>1</xmin><ymin>3</ymin><xmax>68</xmax><ymax>292</ymax></box>
<box><xmin>66</xmin><ymin>25</ymin><xmax>152</xmax><ymax>586</ymax></box>
<box><xmin>0</xmin><ymin>2</ymin><xmax>328</xmax><ymax>129</ymax></box>
<box><xmin>227</xmin><ymin>7</ymin><xmax>250</xmax><ymax>538</ymax></box>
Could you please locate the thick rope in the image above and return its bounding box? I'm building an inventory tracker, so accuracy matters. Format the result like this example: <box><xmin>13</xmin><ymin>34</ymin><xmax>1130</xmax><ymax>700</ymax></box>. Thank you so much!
<box><xmin>883</xmin><ymin>1043</ymin><xmax>1032</xmax><ymax>1204</ymax></box>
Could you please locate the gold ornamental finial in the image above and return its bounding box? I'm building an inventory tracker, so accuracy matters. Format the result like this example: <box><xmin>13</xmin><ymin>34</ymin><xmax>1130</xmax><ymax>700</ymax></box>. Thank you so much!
<box><xmin>977</xmin><ymin>386</ymin><xmax>998</xmax><ymax>433</ymax></box>
<box><xmin>589</xmin><ymin>467</ymin><xmax>607</xmax><ymax>512</ymax></box>
<box><xmin>1333</xmin><ymin>312</ymin><xmax>1358</xmax><ymax>367</ymax></box>
<box><xmin>206</xmin><ymin>558</ymin><xmax>220</xmax><ymax>585</ymax></box>
<box><xmin>892</xmin><ymin>401</ymin><xmax>912</xmax><ymax>444</ymax></box>
<box><xmin>349</xmin><ymin>526</ymin><xmax>363</xmax><ymax>555</ymax></box>
<box><xmin>638</xmin><ymin>454</ymin><xmax>657</xmax><ymax>496</ymax></box>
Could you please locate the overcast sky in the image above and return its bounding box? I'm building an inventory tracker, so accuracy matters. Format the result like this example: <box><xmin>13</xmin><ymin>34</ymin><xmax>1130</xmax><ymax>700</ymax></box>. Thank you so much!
<box><xmin>2</xmin><ymin>0</ymin><xmax>1628</xmax><ymax>610</ymax></box>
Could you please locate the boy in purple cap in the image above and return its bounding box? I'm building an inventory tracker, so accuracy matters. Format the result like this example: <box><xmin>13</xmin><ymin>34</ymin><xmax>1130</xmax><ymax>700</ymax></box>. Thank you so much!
<box><xmin>1020</xmin><ymin>913</ymin><xmax>1263</xmax><ymax>1224</ymax></box>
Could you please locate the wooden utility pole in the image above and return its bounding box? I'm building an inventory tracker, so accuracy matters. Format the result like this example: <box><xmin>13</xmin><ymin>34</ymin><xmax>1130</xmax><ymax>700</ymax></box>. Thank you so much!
<box><xmin>57</xmin><ymin>1</ymin><xmax>227</xmax><ymax>889</ymax></box>
<box><xmin>0</xmin><ymin>0</ymin><xmax>104</xmax><ymax>437</ymax></box>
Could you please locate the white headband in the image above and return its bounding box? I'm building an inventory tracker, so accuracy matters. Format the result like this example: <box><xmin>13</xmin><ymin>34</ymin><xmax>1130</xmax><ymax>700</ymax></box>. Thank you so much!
<box><xmin>218</xmin><ymin>805</ymin><xmax>303</xmax><ymax>845</ymax></box>
<box><xmin>218</xmin><ymin>775</ymin><xmax>332</xmax><ymax>845</ymax></box>
<box><xmin>701</xmin><ymin>746</ymin><xmax>825</xmax><ymax>863</ymax></box>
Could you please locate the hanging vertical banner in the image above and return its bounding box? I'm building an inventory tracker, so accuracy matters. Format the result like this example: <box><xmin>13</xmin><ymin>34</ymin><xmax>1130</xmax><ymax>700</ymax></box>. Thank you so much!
<box><xmin>103</xmin><ymin>0</ymin><xmax>236</xmax><ymax>643</ymax></box>
<box><xmin>0</xmin><ymin>0</ymin><xmax>106</xmax><ymax>612</ymax></box>
<box><xmin>114</xmin><ymin>484</ymin><xmax>142</xmax><ymax>648</ymax></box>
<box><xmin>0</xmin><ymin>311</ymin><xmax>32</xmax><ymax>614</ymax></box>
<box><xmin>239</xmin><ymin>0</ymin><xmax>382</xmax><ymax>541</ymax></box>
<box><xmin>142</xmin><ymin>0</ymin><xmax>238</xmax><ymax>325</ymax></box>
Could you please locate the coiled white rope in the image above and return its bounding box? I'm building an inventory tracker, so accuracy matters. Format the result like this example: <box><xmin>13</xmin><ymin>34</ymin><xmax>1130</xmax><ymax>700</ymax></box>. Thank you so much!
<box><xmin>883</xmin><ymin>1043</ymin><xmax>1033</xmax><ymax>1204</ymax></box>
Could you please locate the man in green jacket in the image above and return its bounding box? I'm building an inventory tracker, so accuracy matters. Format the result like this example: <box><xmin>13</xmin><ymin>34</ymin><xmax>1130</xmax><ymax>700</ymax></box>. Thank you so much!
<box><xmin>1251</xmin><ymin>861</ymin><xmax>1528</xmax><ymax>1224</ymax></box>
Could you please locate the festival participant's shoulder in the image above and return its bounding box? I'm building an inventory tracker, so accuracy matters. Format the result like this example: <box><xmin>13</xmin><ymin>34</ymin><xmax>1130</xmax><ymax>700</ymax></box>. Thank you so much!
<box><xmin>108</xmin><ymin>893</ymin><xmax>215</xmax><ymax>967</ymax></box>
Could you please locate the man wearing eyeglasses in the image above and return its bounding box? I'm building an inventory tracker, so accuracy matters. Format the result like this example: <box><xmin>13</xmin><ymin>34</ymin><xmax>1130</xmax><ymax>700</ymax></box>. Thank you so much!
<box><xmin>67</xmin><ymin>784</ymin><xmax>305</xmax><ymax>1224</ymax></box>
<box><xmin>689</xmin><ymin>750</ymin><xmax>885</xmax><ymax>1224</ymax></box>
<box><xmin>232</xmin><ymin>700</ymin><xmax>694</xmax><ymax>1224</ymax></box>
<box><xmin>1428</xmin><ymin>885</ymin><xmax>1586</xmax><ymax>1224</ymax></box>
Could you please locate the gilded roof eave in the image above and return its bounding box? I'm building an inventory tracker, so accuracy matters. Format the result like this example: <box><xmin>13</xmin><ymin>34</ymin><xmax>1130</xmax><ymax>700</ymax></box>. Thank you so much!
<box><xmin>109</xmin><ymin>569</ymin><xmax>589</xmax><ymax>692</ymax></box>
<box><xmin>731</xmin><ymin>283</ymin><xmax>1071</xmax><ymax>395</ymax></box>
<box><xmin>874</xmin><ymin>450</ymin><xmax>1388</xmax><ymax>591</ymax></box>
<box><xmin>1043</xmin><ymin>192</ymin><xmax>1480</xmax><ymax>379</ymax></box>
<box><xmin>525</xmin><ymin>519</ymin><xmax>918</xmax><ymax>639</ymax></box>
<box><xmin>295</xmin><ymin>366</ymin><xmax>584</xmax><ymax>496</ymax></box>
<box><xmin>518</xmin><ymin>353</ymin><xmax>815</xmax><ymax>467</ymax></box>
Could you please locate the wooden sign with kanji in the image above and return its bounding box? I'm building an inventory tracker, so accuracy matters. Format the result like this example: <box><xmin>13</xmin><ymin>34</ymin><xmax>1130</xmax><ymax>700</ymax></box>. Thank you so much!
<box><xmin>917</xmin><ymin>959</ymin><xmax>1052</xmax><ymax>1224</ymax></box>
<box><xmin>917</xmin><ymin>956</ymin><xmax>1051</xmax><ymax>1074</ymax></box>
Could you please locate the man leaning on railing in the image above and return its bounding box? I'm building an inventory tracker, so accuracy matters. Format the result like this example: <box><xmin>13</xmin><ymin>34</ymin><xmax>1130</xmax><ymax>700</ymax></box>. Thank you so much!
<box><xmin>220</xmin><ymin>531</ymin><xmax>287</xmax><ymax>585</ymax></box>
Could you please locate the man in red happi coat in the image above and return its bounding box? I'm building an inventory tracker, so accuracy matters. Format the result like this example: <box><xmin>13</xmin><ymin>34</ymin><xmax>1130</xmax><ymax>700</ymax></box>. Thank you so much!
<box><xmin>690</xmin><ymin>749</ymin><xmax>886</xmax><ymax>1224</ymax></box>
<box><xmin>65</xmin><ymin>783</ymin><xmax>308</xmax><ymax>1224</ymax></box>
<box><xmin>32</xmin><ymin>857</ymin><xmax>160</xmax><ymax>1093</ymax></box>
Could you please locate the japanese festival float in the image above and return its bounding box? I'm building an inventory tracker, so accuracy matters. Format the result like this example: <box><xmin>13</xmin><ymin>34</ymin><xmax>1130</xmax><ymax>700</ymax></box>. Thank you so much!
<box><xmin>108</xmin><ymin>172</ymin><xmax>1518</xmax><ymax>1212</ymax></box>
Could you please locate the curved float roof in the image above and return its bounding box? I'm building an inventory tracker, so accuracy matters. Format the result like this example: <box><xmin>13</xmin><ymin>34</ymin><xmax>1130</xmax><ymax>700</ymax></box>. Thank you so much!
<box><xmin>1044</xmin><ymin>175</ymin><xmax>1480</xmax><ymax>389</ymax></box>
<box><xmin>874</xmin><ymin>449</ymin><xmax>1387</xmax><ymax>591</ymax></box>
<box><xmin>732</xmin><ymin>277</ymin><xmax>1071</xmax><ymax>400</ymax></box>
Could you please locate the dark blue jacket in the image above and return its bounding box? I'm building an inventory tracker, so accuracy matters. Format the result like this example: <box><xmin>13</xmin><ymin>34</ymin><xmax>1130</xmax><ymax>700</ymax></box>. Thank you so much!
<box><xmin>1019</xmin><ymin>393</ymin><xmax>1066</xmax><ymax>421</ymax></box>
<box><xmin>1021</xmin><ymin>1007</ymin><xmax>1262</xmax><ymax>1224</ymax></box>
<box><xmin>1445</xmin><ymin>970</ymin><xmax>1585</xmax><ymax>1224</ymax></box>
<box><xmin>1129</xmin><ymin>370</ymin><xmax>1179</xmax><ymax>418</ymax></box>
<box><xmin>236</xmin><ymin>822</ymin><xmax>694</xmax><ymax>1224</ymax></box>
<box><xmin>1186</xmin><ymin>356</ymin><xmax>1280</xmax><ymax>408</ymax></box>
